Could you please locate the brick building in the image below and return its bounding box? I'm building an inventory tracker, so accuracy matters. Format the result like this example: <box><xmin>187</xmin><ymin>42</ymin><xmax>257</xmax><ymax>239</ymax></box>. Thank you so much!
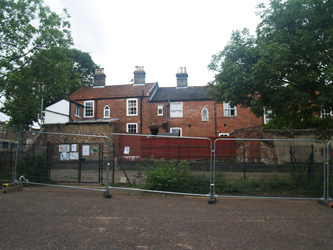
<box><xmin>68</xmin><ymin>67</ymin><xmax>263</xmax><ymax>137</ymax></box>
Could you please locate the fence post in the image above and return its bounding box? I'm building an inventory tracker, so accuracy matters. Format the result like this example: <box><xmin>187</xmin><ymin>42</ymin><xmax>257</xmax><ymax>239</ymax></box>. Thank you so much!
<box><xmin>243</xmin><ymin>143</ymin><xmax>246</xmax><ymax>181</ymax></box>
<box><xmin>208</xmin><ymin>138</ymin><xmax>216</xmax><ymax>204</ymax></box>
<box><xmin>104</xmin><ymin>135</ymin><xmax>112</xmax><ymax>198</ymax></box>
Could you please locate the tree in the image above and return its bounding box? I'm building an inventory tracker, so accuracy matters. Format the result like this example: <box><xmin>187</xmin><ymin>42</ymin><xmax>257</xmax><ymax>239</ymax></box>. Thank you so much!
<box><xmin>207</xmin><ymin>0</ymin><xmax>333</xmax><ymax>138</ymax></box>
<box><xmin>0</xmin><ymin>0</ymin><xmax>72</xmax><ymax>92</ymax></box>
<box><xmin>2</xmin><ymin>47</ymin><xmax>98</xmax><ymax>129</ymax></box>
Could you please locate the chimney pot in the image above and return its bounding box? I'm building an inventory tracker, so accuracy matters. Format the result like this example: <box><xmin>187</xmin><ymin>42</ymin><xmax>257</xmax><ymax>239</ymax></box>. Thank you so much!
<box><xmin>133</xmin><ymin>66</ymin><xmax>146</xmax><ymax>85</ymax></box>
<box><xmin>176</xmin><ymin>67</ymin><xmax>188</xmax><ymax>88</ymax></box>
<box><xmin>94</xmin><ymin>68</ymin><xmax>106</xmax><ymax>86</ymax></box>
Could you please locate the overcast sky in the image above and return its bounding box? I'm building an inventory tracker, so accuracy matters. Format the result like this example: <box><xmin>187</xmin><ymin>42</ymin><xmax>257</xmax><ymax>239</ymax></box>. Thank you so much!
<box><xmin>44</xmin><ymin>0</ymin><xmax>270</xmax><ymax>87</ymax></box>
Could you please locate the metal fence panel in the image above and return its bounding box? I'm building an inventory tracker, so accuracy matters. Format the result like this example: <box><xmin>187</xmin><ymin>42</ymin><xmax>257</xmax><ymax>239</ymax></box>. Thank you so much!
<box><xmin>14</xmin><ymin>131</ymin><xmax>109</xmax><ymax>187</ymax></box>
<box><xmin>327</xmin><ymin>141</ymin><xmax>333</xmax><ymax>201</ymax></box>
<box><xmin>213</xmin><ymin>138</ymin><xmax>326</xmax><ymax>200</ymax></box>
<box><xmin>108</xmin><ymin>133</ymin><xmax>213</xmax><ymax>197</ymax></box>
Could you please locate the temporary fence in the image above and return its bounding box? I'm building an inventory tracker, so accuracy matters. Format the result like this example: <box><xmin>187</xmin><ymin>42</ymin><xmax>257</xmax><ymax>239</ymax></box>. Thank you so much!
<box><xmin>0</xmin><ymin>144</ymin><xmax>16</xmax><ymax>182</ymax></box>
<box><xmin>213</xmin><ymin>138</ymin><xmax>326</xmax><ymax>200</ymax></box>
<box><xmin>0</xmin><ymin>128</ymin><xmax>17</xmax><ymax>182</ymax></box>
<box><xmin>327</xmin><ymin>140</ymin><xmax>333</xmax><ymax>201</ymax></box>
<box><xmin>12</xmin><ymin>130</ymin><xmax>111</xmax><ymax>195</ymax></box>
<box><xmin>109</xmin><ymin>133</ymin><xmax>215</xmax><ymax>200</ymax></box>
<box><xmin>10</xmin><ymin>130</ymin><xmax>331</xmax><ymax>203</ymax></box>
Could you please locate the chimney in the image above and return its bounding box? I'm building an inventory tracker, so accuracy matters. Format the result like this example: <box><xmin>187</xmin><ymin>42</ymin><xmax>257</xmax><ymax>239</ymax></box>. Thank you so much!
<box><xmin>176</xmin><ymin>67</ymin><xmax>188</xmax><ymax>88</ymax></box>
<box><xmin>94</xmin><ymin>68</ymin><xmax>106</xmax><ymax>87</ymax></box>
<box><xmin>133</xmin><ymin>66</ymin><xmax>146</xmax><ymax>85</ymax></box>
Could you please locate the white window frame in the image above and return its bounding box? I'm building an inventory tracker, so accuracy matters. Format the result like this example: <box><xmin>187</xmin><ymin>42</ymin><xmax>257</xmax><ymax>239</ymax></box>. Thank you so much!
<box><xmin>170</xmin><ymin>127</ymin><xmax>182</xmax><ymax>137</ymax></box>
<box><xmin>264</xmin><ymin>108</ymin><xmax>272</xmax><ymax>124</ymax></box>
<box><xmin>75</xmin><ymin>105</ymin><xmax>80</xmax><ymax>117</ymax></box>
<box><xmin>157</xmin><ymin>105</ymin><xmax>163</xmax><ymax>116</ymax></box>
<box><xmin>170</xmin><ymin>102</ymin><xmax>183</xmax><ymax>118</ymax></box>
<box><xmin>223</xmin><ymin>102</ymin><xmax>237</xmax><ymax>117</ymax></box>
<box><xmin>104</xmin><ymin>105</ymin><xmax>110</xmax><ymax>118</ymax></box>
<box><xmin>84</xmin><ymin>101</ymin><xmax>94</xmax><ymax>118</ymax></box>
<box><xmin>127</xmin><ymin>98</ymin><xmax>138</xmax><ymax>116</ymax></box>
<box><xmin>126</xmin><ymin>123</ymin><xmax>138</xmax><ymax>134</ymax></box>
<box><xmin>201</xmin><ymin>107</ymin><xmax>209</xmax><ymax>121</ymax></box>
<box><xmin>321</xmin><ymin>108</ymin><xmax>332</xmax><ymax>119</ymax></box>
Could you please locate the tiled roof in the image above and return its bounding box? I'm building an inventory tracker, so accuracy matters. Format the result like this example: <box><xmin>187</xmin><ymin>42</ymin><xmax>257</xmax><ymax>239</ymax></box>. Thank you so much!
<box><xmin>70</xmin><ymin>83</ymin><xmax>157</xmax><ymax>101</ymax></box>
<box><xmin>150</xmin><ymin>86</ymin><xmax>212</xmax><ymax>102</ymax></box>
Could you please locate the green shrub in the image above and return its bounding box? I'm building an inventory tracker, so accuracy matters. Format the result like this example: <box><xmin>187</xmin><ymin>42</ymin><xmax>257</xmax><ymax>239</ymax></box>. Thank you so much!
<box><xmin>139</xmin><ymin>160</ymin><xmax>216</xmax><ymax>194</ymax></box>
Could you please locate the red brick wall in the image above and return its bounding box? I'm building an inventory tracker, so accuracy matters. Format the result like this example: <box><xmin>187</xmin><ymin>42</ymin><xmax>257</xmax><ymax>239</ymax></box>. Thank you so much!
<box><xmin>70</xmin><ymin>98</ymin><xmax>263</xmax><ymax>137</ymax></box>
<box><xmin>147</xmin><ymin>101</ymin><xmax>263</xmax><ymax>137</ymax></box>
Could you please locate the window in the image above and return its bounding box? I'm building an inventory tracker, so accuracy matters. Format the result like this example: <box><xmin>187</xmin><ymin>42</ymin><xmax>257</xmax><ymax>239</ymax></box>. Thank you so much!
<box><xmin>202</xmin><ymin>107</ymin><xmax>209</xmax><ymax>121</ymax></box>
<box><xmin>157</xmin><ymin>105</ymin><xmax>163</xmax><ymax>116</ymax></box>
<box><xmin>75</xmin><ymin>105</ymin><xmax>80</xmax><ymax>117</ymax></box>
<box><xmin>127</xmin><ymin>123</ymin><xmax>138</xmax><ymax>133</ymax></box>
<box><xmin>84</xmin><ymin>101</ymin><xmax>94</xmax><ymax>117</ymax></box>
<box><xmin>224</xmin><ymin>102</ymin><xmax>237</xmax><ymax>117</ymax></box>
<box><xmin>264</xmin><ymin>108</ymin><xmax>272</xmax><ymax>124</ymax></box>
<box><xmin>170</xmin><ymin>127</ymin><xmax>182</xmax><ymax>136</ymax></box>
<box><xmin>104</xmin><ymin>105</ymin><xmax>110</xmax><ymax>118</ymax></box>
<box><xmin>321</xmin><ymin>108</ymin><xmax>332</xmax><ymax>119</ymax></box>
<box><xmin>170</xmin><ymin>102</ymin><xmax>183</xmax><ymax>118</ymax></box>
<box><xmin>127</xmin><ymin>98</ymin><xmax>138</xmax><ymax>116</ymax></box>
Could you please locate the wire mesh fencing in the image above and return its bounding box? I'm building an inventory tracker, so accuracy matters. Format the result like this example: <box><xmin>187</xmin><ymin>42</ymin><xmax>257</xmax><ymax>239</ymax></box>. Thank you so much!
<box><xmin>213</xmin><ymin>138</ymin><xmax>326</xmax><ymax>200</ymax></box>
<box><xmin>10</xmin><ymin>130</ymin><xmax>331</xmax><ymax>202</ymax></box>
<box><xmin>327</xmin><ymin>140</ymin><xmax>333</xmax><ymax>201</ymax></box>
<box><xmin>108</xmin><ymin>133</ymin><xmax>214</xmax><ymax>197</ymax></box>
<box><xmin>14</xmin><ymin>131</ymin><xmax>109</xmax><ymax>187</ymax></box>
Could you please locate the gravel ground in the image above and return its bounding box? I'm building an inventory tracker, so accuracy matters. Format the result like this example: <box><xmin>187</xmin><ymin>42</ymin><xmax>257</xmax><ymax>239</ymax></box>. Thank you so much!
<box><xmin>0</xmin><ymin>186</ymin><xmax>332</xmax><ymax>250</ymax></box>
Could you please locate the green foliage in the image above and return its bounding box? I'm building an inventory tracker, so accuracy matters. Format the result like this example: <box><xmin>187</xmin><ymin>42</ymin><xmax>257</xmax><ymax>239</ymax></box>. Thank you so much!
<box><xmin>17</xmin><ymin>154</ymin><xmax>51</xmax><ymax>183</ymax></box>
<box><xmin>0</xmin><ymin>0</ymin><xmax>98</xmax><ymax>129</ymax></box>
<box><xmin>1</xmin><ymin>47</ymin><xmax>98</xmax><ymax>129</ymax></box>
<box><xmin>208</xmin><ymin>0</ymin><xmax>333</xmax><ymax>139</ymax></box>
<box><xmin>0</xmin><ymin>0</ymin><xmax>73</xmax><ymax>89</ymax></box>
<box><xmin>221</xmin><ymin>167</ymin><xmax>323</xmax><ymax>197</ymax></box>
<box><xmin>137</xmin><ymin>159</ymin><xmax>323</xmax><ymax>197</ymax></box>
<box><xmin>139</xmin><ymin>160</ymin><xmax>213</xmax><ymax>194</ymax></box>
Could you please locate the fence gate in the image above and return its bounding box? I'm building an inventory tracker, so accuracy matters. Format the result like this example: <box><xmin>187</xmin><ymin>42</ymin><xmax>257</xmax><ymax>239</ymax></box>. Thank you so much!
<box><xmin>48</xmin><ymin>143</ymin><xmax>103</xmax><ymax>184</ymax></box>
<box><xmin>14</xmin><ymin>131</ymin><xmax>108</xmax><ymax>186</ymax></box>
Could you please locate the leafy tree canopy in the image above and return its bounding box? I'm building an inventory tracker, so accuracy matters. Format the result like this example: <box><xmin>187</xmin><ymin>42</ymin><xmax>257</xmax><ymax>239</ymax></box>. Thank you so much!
<box><xmin>0</xmin><ymin>0</ymin><xmax>72</xmax><ymax>90</ymax></box>
<box><xmin>1</xmin><ymin>47</ymin><xmax>98</xmax><ymax>129</ymax></box>
<box><xmin>0</xmin><ymin>0</ymin><xmax>98</xmax><ymax>129</ymax></box>
<box><xmin>207</xmin><ymin>0</ymin><xmax>333</xmax><ymax>139</ymax></box>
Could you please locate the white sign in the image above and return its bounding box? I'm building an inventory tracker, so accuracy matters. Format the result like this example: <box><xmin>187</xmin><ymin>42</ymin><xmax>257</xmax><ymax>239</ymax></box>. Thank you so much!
<box><xmin>60</xmin><ymin>152</ymin><xmax>69</xmax><ymax>160</ymax></box>
<box><xmin>70</xmin><ymin>152</ymin><xmax>79</xmax><ymax>160</ymax></box>
<box><xmin>124</xmin><ymin>146</ymin><xmax>130</xmax><ymax>154</ymax></box>
<box><xmin>59</xmin><ymin>144</ymin><xmax>70</xmax><ymax>152</ymax></box>
<box><xmin>71</xmin><ymin>144</ymin><xmax>77</xmax><ymax>152</ymax></box>
<box><xmin>82</xmin><ymin>145</ymin><xmax>90</xmax><ymax>156</ymax></box>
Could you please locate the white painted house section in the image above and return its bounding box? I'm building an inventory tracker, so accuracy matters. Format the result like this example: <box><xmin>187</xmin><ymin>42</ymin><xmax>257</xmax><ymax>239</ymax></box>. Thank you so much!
<box><xmin>44</xmin><ymin>99</ymin><xmax>70</xmax><ymax>124</ymax></box>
